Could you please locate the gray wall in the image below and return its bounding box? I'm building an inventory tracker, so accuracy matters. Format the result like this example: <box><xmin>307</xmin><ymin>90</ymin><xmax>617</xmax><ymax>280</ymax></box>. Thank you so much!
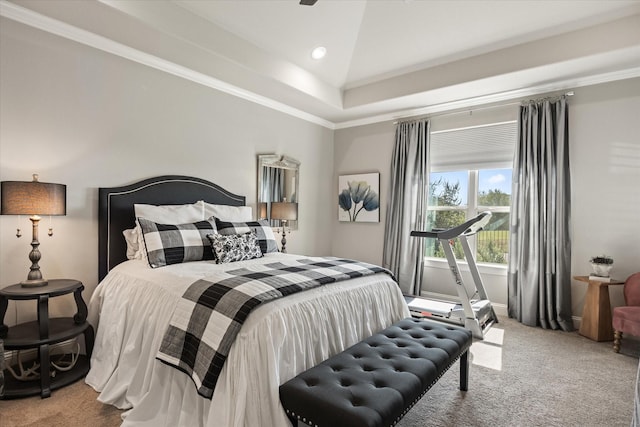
<box><xmin>569</xmin><ymin>79</ymin><xmax>640</xmax><ymax>315</ymax></box>
<box><xmin>334</xmin><ymin>78</ymin><xmax>640</xmax><ymax>321</ymax></box>
<box><xmin>0</xmin><ymin>18</ymin><xmax>334</xmax><ymax>325</ymax></box>
<box><xmin>1</xmin><ymin>15</ymin><xmax>638</xmax><ymax>327</ymax></box>
<box><xmin>332</xmin><ymin>121</ymin><xmax>394</xmax><ymax>266</ymax></box>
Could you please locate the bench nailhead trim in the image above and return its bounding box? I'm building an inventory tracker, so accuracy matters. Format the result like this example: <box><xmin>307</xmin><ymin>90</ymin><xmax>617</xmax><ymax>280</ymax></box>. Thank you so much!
<box><xmin>281</xmin><ymin>319</ymin><xmax>471</xmax><ymax>427</ymax></box>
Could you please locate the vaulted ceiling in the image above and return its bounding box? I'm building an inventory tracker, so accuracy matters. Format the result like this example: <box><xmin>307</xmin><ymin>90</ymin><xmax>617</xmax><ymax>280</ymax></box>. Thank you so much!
<box><xmin>2</xmin><ymin>0</ymin><xmax>639</xmax><ymax>128</ymax></box>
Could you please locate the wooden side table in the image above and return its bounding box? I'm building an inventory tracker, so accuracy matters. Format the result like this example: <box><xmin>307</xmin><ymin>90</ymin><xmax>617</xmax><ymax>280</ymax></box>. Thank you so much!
<box><xmin>0</xmin><ymin>279</ymin><xmax>94</xmax><ymax>399</ymax></box>
<box><xmin>574</xmin><ymin>275</ymin><xmax>625</xmax><ymax>342</ymax></box>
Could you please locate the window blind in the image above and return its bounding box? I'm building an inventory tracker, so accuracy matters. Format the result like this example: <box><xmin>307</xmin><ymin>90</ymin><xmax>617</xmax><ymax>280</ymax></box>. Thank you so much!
<box><xmin>430</xmin><ymin>121</ymin><xmax>517</xmax><ymax>171</ymax></box>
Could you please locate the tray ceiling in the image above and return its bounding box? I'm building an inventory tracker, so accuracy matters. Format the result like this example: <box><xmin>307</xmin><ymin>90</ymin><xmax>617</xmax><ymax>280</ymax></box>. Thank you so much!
<box><xmin>2</xmin><ymin>0</ymin><xmax>639</xmax><ymax>128</ymax></box>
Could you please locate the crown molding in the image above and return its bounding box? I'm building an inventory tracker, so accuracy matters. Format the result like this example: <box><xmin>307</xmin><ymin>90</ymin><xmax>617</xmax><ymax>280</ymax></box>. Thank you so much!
<box><xmin>334</xmin><ymin>67</ymin><xmax>640</xmax><ymax>130</ymax></box>
<box><xmin>2</xmin><ymin>1</ymin><xmax>638</xmax><ymax>132</ymax></box>
<box><xmin>0</xmin><ymin>0</ymin><xmax>335</xmax><ymax>129</ymax></box>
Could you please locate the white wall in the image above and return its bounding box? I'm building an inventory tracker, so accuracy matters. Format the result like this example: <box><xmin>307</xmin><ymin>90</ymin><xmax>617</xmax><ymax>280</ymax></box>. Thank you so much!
<box><xmin>569</xmin><ymin>79</ymin><xmax>640</xmax><ymax>314</ymax></box>
<box><xmin>0</xmin><ymin>18</ymin><xmax>334</xmax><ymax>326</ymax></box>
<box><xmin>333</xmin><ymin>106</ymin><xmax>517</xmax><ymax>312</ymax></box>
<box><xmin>333</xmin><ymin>78</ymin><xmax>640</xmax><ymax>322</ymax></box>
<box><xmin>332</xmin><ymin>121</ymin><xmax>394</xmax><ymax>266</ymax></box>
<box><xmin>1</xmin><ymin>14</ymin><xmax>638</xmax><ymax>329</ymax></box>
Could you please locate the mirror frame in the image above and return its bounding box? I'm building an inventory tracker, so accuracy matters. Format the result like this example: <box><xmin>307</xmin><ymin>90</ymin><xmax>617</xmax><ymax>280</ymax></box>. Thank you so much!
<box><xmin>258</xmin><ymin>154</ymin><xmax>300</xmax><ymax>229</ymax></box>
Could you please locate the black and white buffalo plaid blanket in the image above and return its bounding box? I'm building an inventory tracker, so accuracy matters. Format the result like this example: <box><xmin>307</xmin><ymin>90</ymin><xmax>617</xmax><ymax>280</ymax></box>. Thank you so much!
<box><xmin>156</xmin><ymin>257</ymin><xmax>394</xmax><ymax>398</ymax></box>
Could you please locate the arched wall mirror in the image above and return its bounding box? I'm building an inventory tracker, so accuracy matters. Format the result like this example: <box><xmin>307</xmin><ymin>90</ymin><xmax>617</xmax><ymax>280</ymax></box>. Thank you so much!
<box><xmin>258</xmin><ymin>154</ymin><xmax>300</xmax><ymax>230</ymax></box>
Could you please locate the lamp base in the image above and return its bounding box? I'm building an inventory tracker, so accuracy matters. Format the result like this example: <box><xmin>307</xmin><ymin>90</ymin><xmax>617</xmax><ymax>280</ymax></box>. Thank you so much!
<box><xmin>21</xmin><ymin>278</ymin><xmax>48</xmax><ymax>288</ymax></box>
<box><xmin>280</xmin><ymin>223</ymin><xmax>288</xmax><ymax>254</ymax></box>
<box><xmin>21</xmin><ymin>215</ymin><xmax>48</xmax><ymax>287</ymax></box>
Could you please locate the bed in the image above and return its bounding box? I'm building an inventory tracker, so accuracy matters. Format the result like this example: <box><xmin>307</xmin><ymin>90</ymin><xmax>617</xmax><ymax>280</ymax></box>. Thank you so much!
<box><xmin>85</xmin><ymin>175</ymin><xmax>409</xmax><ymax>427</ymax></box>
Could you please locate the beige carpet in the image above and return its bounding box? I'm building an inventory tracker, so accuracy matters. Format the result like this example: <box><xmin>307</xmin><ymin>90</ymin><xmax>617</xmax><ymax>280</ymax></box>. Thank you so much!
<box><xmin>0</xmin><ymin>378</ymin><xmax>122</xmax><ymax>427</ymax></box>
<box><xmin>1</xmin><ymin>316</ymin><xmax>638</xmax><ymax>427</ymax></box>
<box><xmin>397</xmin><ymin>317</ymin><xmax>640</xmax><ymax>427</ymax></box>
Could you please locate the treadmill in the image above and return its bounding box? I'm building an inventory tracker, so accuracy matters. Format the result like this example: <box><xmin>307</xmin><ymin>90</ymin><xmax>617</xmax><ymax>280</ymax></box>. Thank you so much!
<box><xmin>406</xmin><ymin>211</ymin><xmax>498</xmax><ymax>339</ymax></box>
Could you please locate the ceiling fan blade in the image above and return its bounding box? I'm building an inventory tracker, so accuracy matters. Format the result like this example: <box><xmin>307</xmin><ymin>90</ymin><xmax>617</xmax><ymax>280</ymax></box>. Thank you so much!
<box><xmin>299</xmin><ymin>0</ymin><xmax>318</xmax><ymax>5</ymax></box>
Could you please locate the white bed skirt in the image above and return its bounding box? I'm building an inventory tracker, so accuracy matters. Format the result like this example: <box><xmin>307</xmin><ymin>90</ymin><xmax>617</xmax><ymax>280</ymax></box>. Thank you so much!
<box><xmin>85</xmin><ymin>255</ymin><xmax>409</xmax><ymax>427</ymax></box>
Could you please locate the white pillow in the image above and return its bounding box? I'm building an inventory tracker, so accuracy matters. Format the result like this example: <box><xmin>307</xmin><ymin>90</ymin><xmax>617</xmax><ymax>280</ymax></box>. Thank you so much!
<box><xmin>134</xmin><ymin>202</ymin><xmax>205</xmax><ymax>223</ymax></box>
<box><xmin>201</xmin><ymin>201</ymin><xmax>252</xmax><ymax>222</ymax></box>
<box><xmin>133</xmin><ymin>202</ymin><xmax>206</xmax><ymax>264</ymax></box>
<box><xmin>123</xmin><ymin>228</ymin><xmax>142</xmax><ymax>260</ymax></box>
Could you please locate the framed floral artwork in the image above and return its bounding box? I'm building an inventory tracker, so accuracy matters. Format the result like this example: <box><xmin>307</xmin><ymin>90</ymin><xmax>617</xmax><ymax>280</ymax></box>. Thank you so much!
<box><xmin>338</xmin><ymin>172</ymin><xmax>380</xmax><ymax>222</ymax></box>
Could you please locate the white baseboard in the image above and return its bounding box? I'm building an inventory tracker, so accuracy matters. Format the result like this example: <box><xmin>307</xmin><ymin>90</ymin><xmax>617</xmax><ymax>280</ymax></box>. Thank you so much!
<box><xmin>416</xmin><ymin>291</ymin><xmax>584</xmax><ymax>328</ymax></box>
<box><xmin>492</xmin><ymin>303</ymin><xmax>508</xmax><ymax>317</ymax></box>
<box><xmin>571</xmin><ymin>316</ymin><xmax>582</xmax><ymax>330</ymax></box>
<box><xmin>417</xmin><ymin>291</ymin><xmax>508</xmax><ymax>317</ymax></box>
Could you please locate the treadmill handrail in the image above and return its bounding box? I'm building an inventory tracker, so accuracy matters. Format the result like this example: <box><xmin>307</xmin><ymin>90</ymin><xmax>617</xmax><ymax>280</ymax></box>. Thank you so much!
<box><xmin>410</xmin><ymin>211</ymin><xmax>492</xmax><ymax>240</ymax></box>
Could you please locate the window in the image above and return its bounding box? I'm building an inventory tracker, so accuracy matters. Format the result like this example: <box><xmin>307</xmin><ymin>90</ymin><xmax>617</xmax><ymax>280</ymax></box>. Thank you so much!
<box><xmin>425</xmin><ymin>122</ymin><xmax>516</xmax><ymax>265</ymax></box>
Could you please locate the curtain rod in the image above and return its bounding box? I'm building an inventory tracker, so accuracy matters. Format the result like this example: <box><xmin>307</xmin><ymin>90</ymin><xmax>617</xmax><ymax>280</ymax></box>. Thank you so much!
<box><xmin>521</xmin><ymin>91</ymin><xmax>574</xmax><ymax>105</ymax></box>
<box><xmin>393</xmin><ymin>91</ymin><xmax>574</xmax><ymax>125</ymax></box>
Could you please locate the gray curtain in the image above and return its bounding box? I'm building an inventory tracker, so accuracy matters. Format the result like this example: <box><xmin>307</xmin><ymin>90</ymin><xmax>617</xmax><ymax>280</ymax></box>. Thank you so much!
<box><xmin>383</xmin><ymin>119</ymin><xmax>430</xmax><ymax>295</ymax></box>
<box><xmin>508</xmin><ymin>97</ymin><xmax>573</xmax><ymax>331</ymax></box>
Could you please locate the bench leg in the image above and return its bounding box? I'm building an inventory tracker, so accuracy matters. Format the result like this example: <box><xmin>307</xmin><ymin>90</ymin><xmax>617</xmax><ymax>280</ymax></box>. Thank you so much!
<box><xmin>459</xmin><ymin>350</ymin><xmax>469</xmax><ymax>391</ymax></box>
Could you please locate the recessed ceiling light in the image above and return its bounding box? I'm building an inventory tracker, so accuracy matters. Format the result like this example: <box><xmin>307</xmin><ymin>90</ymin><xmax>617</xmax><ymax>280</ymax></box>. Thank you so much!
<box><xmin>311</xmin><ymin>46</ymin><xmax>326</xmax><ymax>60</ymax></box>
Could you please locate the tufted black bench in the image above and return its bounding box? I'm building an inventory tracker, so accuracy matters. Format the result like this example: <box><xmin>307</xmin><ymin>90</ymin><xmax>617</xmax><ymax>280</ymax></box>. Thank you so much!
<box><xmin>279</xmin><ymin>318</ymin><xmax>473</xmax><ymax>427</ymax></box>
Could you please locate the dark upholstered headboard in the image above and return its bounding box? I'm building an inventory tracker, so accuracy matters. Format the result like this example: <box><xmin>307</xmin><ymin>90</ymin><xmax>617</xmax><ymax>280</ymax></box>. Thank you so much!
<box><xmin>98</xmin><ymin>175</ymin><xmax>246</xmax><ymax>281</ymax></box>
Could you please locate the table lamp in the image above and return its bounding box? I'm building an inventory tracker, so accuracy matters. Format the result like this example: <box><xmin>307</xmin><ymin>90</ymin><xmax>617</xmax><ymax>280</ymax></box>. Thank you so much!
<box><xmin>1</xmin><ymin>174</ymin><xmax>66</xmax><ymax>287</ymax></box>
<box><xmin>270</xmin><ymin>198</ymin><xmax>297</xmax><ymax>253</ymax></box>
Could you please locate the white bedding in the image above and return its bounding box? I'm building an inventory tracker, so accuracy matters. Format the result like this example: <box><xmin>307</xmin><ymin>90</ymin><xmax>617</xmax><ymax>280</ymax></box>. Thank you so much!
<box><xmin>86</xmin><ymin>253</ymin><xmax>409</xmax><ymax>427</ymax></box>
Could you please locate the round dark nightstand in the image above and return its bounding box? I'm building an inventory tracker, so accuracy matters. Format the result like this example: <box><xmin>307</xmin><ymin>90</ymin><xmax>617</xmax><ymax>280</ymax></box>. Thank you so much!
<box><xmin>0</xmin><ymin>279</ymin><xmax>94</xmax><ymax>399</ymax></box>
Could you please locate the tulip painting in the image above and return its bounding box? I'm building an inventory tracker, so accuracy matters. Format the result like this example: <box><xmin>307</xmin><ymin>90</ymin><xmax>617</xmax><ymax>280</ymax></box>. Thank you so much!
<box><xmin>338</xmin><ymin>173</ymin><xmax>380</xmax><ymax>222</ymax></box>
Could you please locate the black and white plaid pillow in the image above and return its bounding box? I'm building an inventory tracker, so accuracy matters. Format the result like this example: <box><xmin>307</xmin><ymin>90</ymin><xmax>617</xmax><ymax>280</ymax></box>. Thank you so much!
<box><xmin>207</xmin><ymin>231</ymin><xmax>263</xmax><ymax>264</ymax></box>
<box><xmin>138</xmin><ymin>217</ymin><xmax>215</xmax><ymax>268</ymax></box>
<box><xmin>214</xmin><ymin>218</ymin><xmax>278</xmax><ymax>253</ymax></box>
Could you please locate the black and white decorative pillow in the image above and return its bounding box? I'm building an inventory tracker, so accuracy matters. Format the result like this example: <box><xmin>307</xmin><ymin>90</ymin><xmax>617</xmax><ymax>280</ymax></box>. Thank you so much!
<box><xmin>138</xmin><ymin>217</ymin><xmax>215</xmax><ymax>268</ymax></box>
<box><xmin>207</xmin><ymin>231</ymin><xmax>263</xmax><ymax>264</ymax></box>
<box><xmin>213</xmin><ymin>218</ymin><xmax>278</xmax><ymax>254</ymax></box>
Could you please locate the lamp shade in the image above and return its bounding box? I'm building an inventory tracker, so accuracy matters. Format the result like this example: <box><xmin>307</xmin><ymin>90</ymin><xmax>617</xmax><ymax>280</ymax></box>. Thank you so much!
<box><xmin>270</xmin><ymin>201</ymin><xmax>298</xmax><ymax>221</ymax></box>
<box><xmin>1</xmin><ymin>178</ymin><xmax>66</xmax><ymax>216</ymax></box>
